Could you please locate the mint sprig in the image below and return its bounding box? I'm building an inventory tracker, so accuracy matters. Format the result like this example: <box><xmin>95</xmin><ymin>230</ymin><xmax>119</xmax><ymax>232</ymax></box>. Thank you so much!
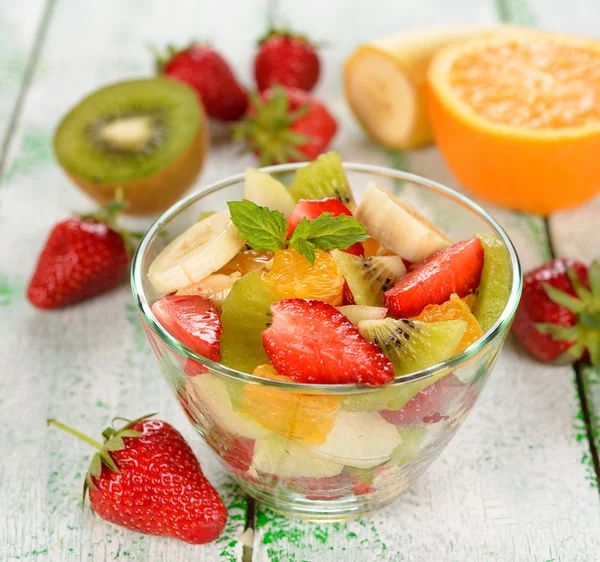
<box><xmin>227</xmin><ymin>200</ymin><xmax>287</xmax><ymax>253</ymax></box>
<box><xmin>228</xmin><ymin>200</ymin><xmax>368</xmax><ymax>264</ymax></box>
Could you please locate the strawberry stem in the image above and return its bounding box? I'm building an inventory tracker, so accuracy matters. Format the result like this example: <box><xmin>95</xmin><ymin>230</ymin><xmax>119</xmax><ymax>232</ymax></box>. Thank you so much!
<box><xmin>47</xmin><ymin>419</ymin><xmax>103</xmax><ymax>451</ymax></box>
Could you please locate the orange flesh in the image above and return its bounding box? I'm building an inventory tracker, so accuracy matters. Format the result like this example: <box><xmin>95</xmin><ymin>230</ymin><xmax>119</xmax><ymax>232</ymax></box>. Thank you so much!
<box><xmin>450</xmin><ymin>40</ymin><xmax>600</xmax><ymax>130</ymax></box>
<box><xmin>415</xmin><ymin>293</ymin><xmax>483</xmax><ymax>353</ymax></box>
<box><xmin>262</xmin><ymin>249</ymin><xmax>344</xmax><ymax>306</ymax></box>
<box><xmin>243</xmin><ymin>364</ymin><xmax>339</xmax><ymax>445</ymax></box>
<box><xmin>217</xmin><ymin>249</ymin><xmax>273</xmax><ymax>276</ymax></box>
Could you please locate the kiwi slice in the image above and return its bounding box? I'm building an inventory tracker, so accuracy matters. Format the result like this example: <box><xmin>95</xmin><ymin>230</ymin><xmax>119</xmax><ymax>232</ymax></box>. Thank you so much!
<box><xmin>359</xmin><ymin>318</ymin><xmax>467</xmax><ymax>376</ymax></box>
<box><xmin>288</xmin><ymin>152</ymin><xmax>355</xmax><ymax>206</ymax></box>
<box><xmin>472</xmin><ymin>234</ymin><xmax>512</xmax><ymax>332</ymax></box>
<box><xmin>390</xmin><ymin>427</ymin><xmax>428</xmax><ymax>467</ymax></box>
<box><xmin>220</xmin><ymin>272</ymin><xmax>278</xmax><ymax>373</ymax></box>
<box><xmin>54</xmin><ymin>78</ymin><xmax>207</xmax><ymax>215</ymax></box>
<box><xmin>331</xmin><ymin>250</ymin><xmax>406</xmax><ymax>306</ymax></box>
<box><xmin>337</xmin><ymin>305</ymin><xmax>387</xmax><ymax>325</ymax></box>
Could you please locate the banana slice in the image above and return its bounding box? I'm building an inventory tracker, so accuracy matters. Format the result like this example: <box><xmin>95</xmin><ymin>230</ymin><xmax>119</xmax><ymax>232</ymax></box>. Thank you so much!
<box><xmin>355</xmin><ymin>183</ymin><xmax>452</xmax><ymax>262</ymax></box>
<box><xmin>148</xmin><ymin>211</ymin><xmax>246</xmax><ymax>293</ymax></box>
<box><xmin>344</xmin><ymin>25</ymin><xmax>520</xmax><ymax>149</ymax></box>
<box><xmin>245</xmin><ymin>167</ymin><xmax>295</xmax><ymax>215</ymax></box>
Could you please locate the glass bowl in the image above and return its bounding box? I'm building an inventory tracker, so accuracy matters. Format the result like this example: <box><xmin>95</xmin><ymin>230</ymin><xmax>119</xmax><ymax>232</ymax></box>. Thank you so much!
<box><xmin>131</xmin><ymin>163</ymin><xmax>522</xmax><ymax>521</ymax></box>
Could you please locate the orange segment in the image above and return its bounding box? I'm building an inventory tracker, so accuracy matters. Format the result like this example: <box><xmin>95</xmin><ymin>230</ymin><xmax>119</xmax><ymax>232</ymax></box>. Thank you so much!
<box><xmin>217</xmin><ymin>249</ymin><xmax>273</xmax><ymax>276</ymax></box>
<box><xmin>427</xmin><ymin>31</ymin><xmax>600</xmax><ymax>215</ymax></box>
<box><xmin>243</xmin><ymin>364</ymin><xmax>340</xmax><ymax>445</ymax></box>
<box><xmin>415</xmin><ymin>293</ymin><xmax>483</xmax><ymax>353</ymax></box>
<box><xmin>462</xmin><ymin>293</ymin><xmax>476</xmax><ymax>310</ymax></box>
<box><xmin>362</xmin><ymin>237</ymin><xmax>395</xmax><ymax>258</ymax></box>
<box><xmin>262</xmin><ymin>248</ymin><xmax>344</xmax><ymax>305</ymax></box>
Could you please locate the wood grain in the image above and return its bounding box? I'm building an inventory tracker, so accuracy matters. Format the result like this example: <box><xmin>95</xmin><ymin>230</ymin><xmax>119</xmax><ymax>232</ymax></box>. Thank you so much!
<box><xmin>0</xmin><ymin>0</ymin><xmax>260</xmax><ymax>560</ymax></box>
<box><xmin>250</xmin><ymin>0</ymin><xmax>600</xmax><ymax>560</ymax></box>
<box><xmin>1</xmin><ymin>0</ymin><xmax>599</xmax><ymax>560</ymax></box>
<box><xmin>0</xmin><ymin>0</ymin><xmax>49</xmax><ymax>178</ymax></box>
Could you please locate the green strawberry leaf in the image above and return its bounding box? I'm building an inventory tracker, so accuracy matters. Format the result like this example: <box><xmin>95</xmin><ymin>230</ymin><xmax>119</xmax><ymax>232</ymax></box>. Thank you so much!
<box><xmin>534</xmin><ymin>322</ymin><xmax>579</xmax><ymax>341</ymax></box>
<box><xmin>589</xmin><ymin>261</ymin><xmax>600</xmax><ymax>299</ymax></box>
<box><xmin>542</xmin><ymin>283</ymin><xmax>585</xmax><ymax>313</ymax></box>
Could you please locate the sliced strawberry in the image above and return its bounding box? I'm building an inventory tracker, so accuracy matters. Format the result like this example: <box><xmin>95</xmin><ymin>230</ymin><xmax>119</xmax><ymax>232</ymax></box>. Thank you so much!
<box><xmin>385</xmin><ymin>238</ymin><xmax>484</xmax><ymax>318</ymax></box>
<box><xmin>286</xmin><ymin>198</ymin><xmax>364</xmax><ymax>255</ymax></box>
<box><xmin>207</xmin><ymin>432</ymin><xmax>255</xmax><ymax>473</ymax></box>
<box><xmin>152</xmin><ymin>295</ymin><xmax>221</xmax><ymax>361</ymax></box>
<box><xmin>262</xmin><ymin>299</ymin><xmax>394</xmax><ymax>385</ymax></box>
<box><xmin>184</xmin><ymin>358</ymin><xmax>209</xmax><ymax>376</ymax></box>
<box><xmin>342</xmin><ymin>281</ymin><xmax>355</xmax><ymax>305</ymax></box>
<box><xmin>287</xmin><ymin>198</ymin><xmax>352</xmax><ymax>234</ymax></box>
<box><xmin>379</xmin><ymin>374</ymin><xmax>476</xmax><ymax>426</ymax></box>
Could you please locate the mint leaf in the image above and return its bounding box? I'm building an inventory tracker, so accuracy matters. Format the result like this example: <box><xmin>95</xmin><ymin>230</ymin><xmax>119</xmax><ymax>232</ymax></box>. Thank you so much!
<box><xmin>290</xmin><ymin>237</ymin><xmax>316</xmax><ymax>265</ymax></box>
<box><xmin>228</xmin><ymin>200</ymin><xmax>287</xmax><ymax>253</ymax></box>
<box><xmin>290</xmin><ymin>213</ymin><xmax>368</xmax><ymax>251</ymax></box>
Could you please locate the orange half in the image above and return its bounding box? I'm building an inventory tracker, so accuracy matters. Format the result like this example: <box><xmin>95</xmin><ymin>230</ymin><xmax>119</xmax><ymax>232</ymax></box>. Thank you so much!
<box><xmin>427</xmin><ymin>31</ymin><xmax>600</xmax><ymax>215</ymax></box>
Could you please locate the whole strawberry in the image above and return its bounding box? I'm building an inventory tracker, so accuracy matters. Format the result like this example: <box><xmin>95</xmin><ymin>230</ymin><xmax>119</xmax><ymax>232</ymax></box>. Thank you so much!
<box><xmin>48</xmin><ymin>415</ymin><xmax>227</xmax><ymax>544</ymax></box>
<box><xmin>254</xmin><ymin>29</ymin><xmax>320</xmax><ymax>92</ymax></box>
<box><xmin>232</xmin><ymin>85</ymin><xmax>337</xmax><ymax>165</ymax></box>
<box><xmin>158</xmin><ymin>43</ymin><xmax>248</xmax><ymax>121</ymax></box>
<box><xmin>27</xmin><ymin>195</ymin><xmax>134</xmax><ymax>309</ymax></box>
<box><xmin>512</xmin><ymin>258</ymin><xmax>600</xmax><ymax>365</ymax></box>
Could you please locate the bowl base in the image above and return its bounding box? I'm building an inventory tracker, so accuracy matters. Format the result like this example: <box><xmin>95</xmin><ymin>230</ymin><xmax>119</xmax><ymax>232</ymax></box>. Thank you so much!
<box><xmin>233</xmin><ymin>476</ymin><xmax>402</xmax><ymax>522</ymax></box>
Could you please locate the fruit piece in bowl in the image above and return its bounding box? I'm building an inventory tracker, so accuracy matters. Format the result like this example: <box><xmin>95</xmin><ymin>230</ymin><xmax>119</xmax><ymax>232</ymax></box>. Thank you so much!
<box><xmin>137</xmin><ymin>151</ymin><xmax>518</xmax><ymax>520</ymax></box>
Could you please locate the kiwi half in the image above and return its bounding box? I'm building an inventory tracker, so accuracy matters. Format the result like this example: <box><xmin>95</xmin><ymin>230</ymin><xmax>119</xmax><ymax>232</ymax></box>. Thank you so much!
<box><xmin>358</xmin><ymin>318</ymin><xmax>466</xmax><ymax>376</ymax></box>
<box><xmin>331</xmin><ymin>250</ymin><xmax>406</xmax><ymax>306</ymax></box>
<box><xmin>54</xmin><ymin>78</ymin><xmax>207</xmax><ymax>215</ymax></box>
<box><xmin>220</xmin><ymin>272</ymin><xmax>278</xmax><ymax>373</ymax></box>
<box><xmin>288</xmin><ymin>152</ymin><xmax>355</xmax><ymax>207</ymax></box>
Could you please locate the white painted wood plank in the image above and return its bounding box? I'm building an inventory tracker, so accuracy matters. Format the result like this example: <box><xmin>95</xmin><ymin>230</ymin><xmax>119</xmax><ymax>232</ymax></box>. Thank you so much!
<box><xmin>0</xmin><ymin>0</ymin><xmax>274</xmax><ymax>559</ymax></box>
<box><xmin>250</xmin><ymin>0</ymin><xmax>600</xmax><ymax>559</ymax></box>
<box><xmin>252</xmin><ymin>149</ymin><xmax>600</xmax><ymax>562</ymax></box>
<box><xmin>0</xmin><ymin>0</ymin><xmax>46</xmax><ymax>169</ymax></box>
<box><xmin>534</xmin><ymin>0</ymin><xmax>600</xmax><ymax>495</ymax></box>
<box><xmin>2</xmin><ymin>0</ymin><xmax>599</xmax><ymax>560</ymax></box>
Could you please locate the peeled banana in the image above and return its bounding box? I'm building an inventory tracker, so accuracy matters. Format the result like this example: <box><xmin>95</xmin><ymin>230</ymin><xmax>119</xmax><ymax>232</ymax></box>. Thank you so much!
<box><xmin>148</xmin><ymin>211</ymin><xmax>246</xmax><ymax>294</ymax></box>
<box><xmin>355</xmin><ymin>183</ymin><xmax>452</xmax><ymax>262</ymax></box>
<box><xmin>344</xmin><ymin>25</ymin><xmax>520</xmax><ymax>149</ymax></box>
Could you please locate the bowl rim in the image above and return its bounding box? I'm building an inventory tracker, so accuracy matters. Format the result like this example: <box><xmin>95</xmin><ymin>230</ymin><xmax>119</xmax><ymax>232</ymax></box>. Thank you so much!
<box><xmin>131</xmin><ymin>161</ymin><xmax>522</xmax><ymax>394</ymax></box>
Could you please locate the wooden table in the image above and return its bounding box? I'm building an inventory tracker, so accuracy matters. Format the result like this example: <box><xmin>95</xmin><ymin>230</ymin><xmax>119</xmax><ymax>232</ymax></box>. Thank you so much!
<box><xmin>1</xmin><ymin>0</ymin><xmax>599</xmax><ymax>560</ymax></box>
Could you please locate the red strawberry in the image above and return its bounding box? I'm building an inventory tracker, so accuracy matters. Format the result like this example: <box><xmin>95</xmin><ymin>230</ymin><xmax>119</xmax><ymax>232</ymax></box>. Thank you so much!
<box><xmin>152</xmin><ymin>295</ymin><xmax>221</xmax><ymax>362</ymax></box>
<box><xmin>262</xmin><ymin>299</ymin><xmax>394</xmax><ymax>385</ymax></box>
<box><xmin>210</xmin><ymin>433</ymin><xmax>255</xmax><ymax>473</ymax></box>
<box><xmin>343</xmin><ymin>281</ymin><xmax>356</xmax><ymax>305</ymax></box>
<box><xmin>379</xmin><ymin>374</ymin><xmax>474</xmax><ymax>426</ymax></box>
<box><xmin>232</xmin><ymin>85</ymin><xmax>337</xmax><ymax>165</ymax></box>
<box><xmin>286</xmin><ymin>198</ymin><xmax>364</xmax><ymax>256</ymax></box>
<box><xmin>48</xmin><ymin>415</ymin><xmax>227</xmax><ymax>544</ymax></box>
<box><xmin>27</xmin><ymin>197</ymin><xmax>133</xmax><ymax>309</ymax></box>
<box><xmin>254</xmin><ymin>29</ymin><xmax>320</xmax><ymax>92</ymax></box>
<box><xmin>385</xmin><ymin>238</ymin><xmax>484</xmax><ymax>318</ymax></box>
<box><xmin>512</xmin><ymin>258</ymin><xmax>600</xmax><ymax>365</ymax></box>
<box><xmin>158</xmin><ymin>43</ymin><xmax>248</xmax><ymax>121</ymax></box>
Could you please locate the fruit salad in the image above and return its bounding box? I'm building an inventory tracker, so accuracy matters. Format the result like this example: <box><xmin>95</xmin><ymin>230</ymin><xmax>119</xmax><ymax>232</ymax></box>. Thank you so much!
<box><xmin>144</xmin><ymin>152</ymin><xmax>513</xmax><ymax>516</ymax></box>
